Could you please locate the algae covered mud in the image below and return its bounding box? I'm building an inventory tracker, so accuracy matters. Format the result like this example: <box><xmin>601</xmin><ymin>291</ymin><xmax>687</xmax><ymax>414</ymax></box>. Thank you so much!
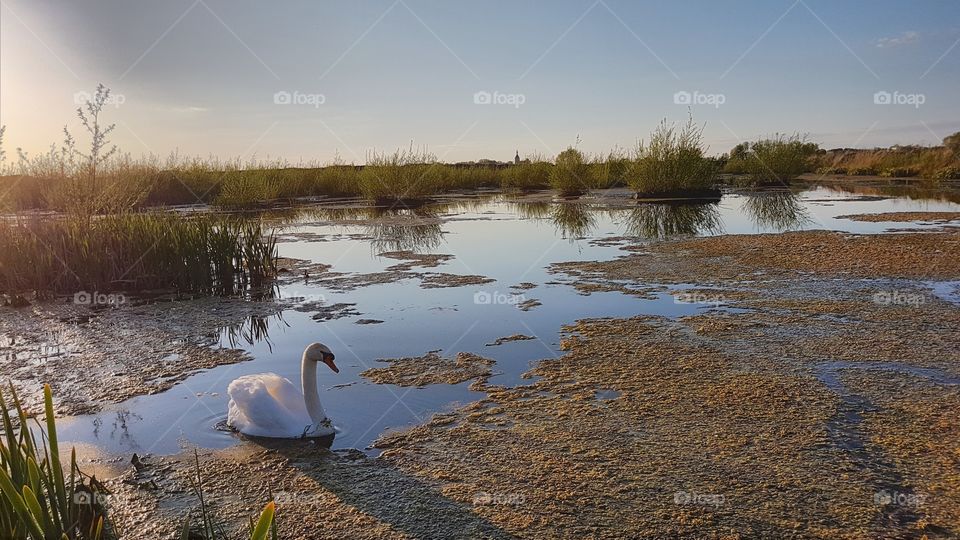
<box><xmin>2</xmin><ymin>182</ymin><xmax>960</xmax><ymax>538</ymax></box>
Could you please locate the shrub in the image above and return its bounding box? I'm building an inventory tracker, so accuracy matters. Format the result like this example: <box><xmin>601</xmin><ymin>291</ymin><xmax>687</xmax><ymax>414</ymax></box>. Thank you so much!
<box><xmin>933</xmin><ymin>166</ymin><xmax>960</xmax><ymax>180</ymax></box>
<box><xmin>740</xmin><ymin>134</ymin><xmax>818</xmax><ymax>185</ymax></box>
<box><xmin>943</xmin><ymin>131</ymin><xmax>960</xmax><ymax>155</ymax></box>
<box><xmin>816</xmin><ymin>166</ymin><xmax>847</xmax><ymax>175</ymax></box>
<box><xmin>625</xmin><ymin>116</ymin><xmax>715</xmax><ymax>195</ymax></box>
<box><xmin>549</xmin><ymin>147</ymin><xmax>590</xmax><ymax>196</ymax></box>
<box><xmin>847</xmin><ymin>166</ymin><xmax>877</xmax><ymax>176</ymax></box>
<box><xmin>501</xmin><ymin>157</ymin><xmax>551</xmax><ymax>191</ymax></box>
<box><xmin>588</xmin><ymin>149</ymin><xmax>630</xmax><ymax>189</ymax></box>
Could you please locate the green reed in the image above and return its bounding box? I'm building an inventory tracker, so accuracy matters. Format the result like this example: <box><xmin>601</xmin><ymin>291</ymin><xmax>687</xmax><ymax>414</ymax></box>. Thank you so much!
<box><xmin>0</xmin><ymin>214</ymin><xmax>277</xmax><ymax>296</ymax></box>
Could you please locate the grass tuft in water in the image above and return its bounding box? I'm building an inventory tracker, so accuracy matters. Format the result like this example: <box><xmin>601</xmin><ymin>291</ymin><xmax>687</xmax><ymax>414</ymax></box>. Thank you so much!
<box><xmin>625</xmin><ymin>115</ymin><xmax>716</xmax><ymax>196</ymax></box>
<box><xmin>725</xmin><ymin>133</ymin><xmax>818</xmax><ymax>185</ymax></box>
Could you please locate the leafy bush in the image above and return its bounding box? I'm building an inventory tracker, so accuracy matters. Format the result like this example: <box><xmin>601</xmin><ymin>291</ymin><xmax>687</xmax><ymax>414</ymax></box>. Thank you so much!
<box><xmin>738</xmin><ymin>134</ymin><xmax>818</xmax><ymax>185</ymax></box>
<box><xmin>588</xmin><ymin>150</ymin><xmax>630</xmax><ymax>189</ymax></box>
<box><xmin>549</xmin><ymin>148</ymin><xmax>590</xmax><ymax>196</ymax></box>
<box><xmin>933</xmin><ymin>166</ymin><xmax>960</xmax><ymax>180</ymax></box>
<box><xmin>625</xmin><ymin>116</ymin><xmax>715</xmax><ymax>195</ymax></box>
<box><xmin>501</xmin><ymin>157</ymin><xmax>551</xmax><ymax>191</ymax></box>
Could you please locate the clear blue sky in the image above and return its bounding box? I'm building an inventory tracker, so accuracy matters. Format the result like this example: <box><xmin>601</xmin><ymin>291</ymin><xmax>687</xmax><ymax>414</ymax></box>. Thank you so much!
<box><xmin>1</xmin><ymin>0</ymin><xmax>958</xmax><ymax>163</ymax></box>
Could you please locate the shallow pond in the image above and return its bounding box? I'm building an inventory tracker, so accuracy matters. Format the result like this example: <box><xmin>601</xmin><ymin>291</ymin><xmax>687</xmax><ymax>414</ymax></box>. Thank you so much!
<box><xmin>56</xmin><ymin>185</ymin><xmax>960</xmax><ymax>456</ymax></box>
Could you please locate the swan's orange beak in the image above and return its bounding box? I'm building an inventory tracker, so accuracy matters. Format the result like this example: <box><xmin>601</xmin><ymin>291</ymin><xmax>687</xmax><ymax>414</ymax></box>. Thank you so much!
<box><xmin>322</xmin><ymin>353</ymin><xmax>339</xmax><ymax>373</ymax></box>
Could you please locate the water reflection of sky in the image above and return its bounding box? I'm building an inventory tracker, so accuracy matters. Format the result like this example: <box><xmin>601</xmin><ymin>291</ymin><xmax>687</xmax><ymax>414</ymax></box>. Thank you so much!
<box><xmin>58</xmin><ymin>186</ymin><xmax>960</xmax><ymax>456</ymax></box>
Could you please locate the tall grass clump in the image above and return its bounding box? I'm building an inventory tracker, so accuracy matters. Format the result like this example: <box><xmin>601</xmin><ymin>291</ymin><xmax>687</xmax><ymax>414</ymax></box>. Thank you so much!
<box><xmin>588</xmin><ymin>149</ymin><xmax>630</xmax><ymax>189</ymax></box>
<box><xmin>0</xmin><ymin>214</ymin><xmax>277</xmax><ymax>296</ymax></box>
<box><xmin>358</xmin><ymin>147</ymin><xmax>441</xmax><ymax>202</ymax></box>
<box><xmin>725</xmin><ymin>134</ymin><xmax>819</xmax><ymax>185</ymax></box>
<box><xmin>0</xmin><ymin>384</ymin><xmax>113</xmax><ymax>539</ymax></box>
<box><xmin>549</xmin><ymin>147</ymin><xmax>590</xmax><ymax>197</ymax></box>
<box><xmin>625</xmin><ymin>116</ymin><xmax>716</xmax><ymax>196</ymax></box>
<box><xmin>500</xmin><ymin>154</ymin><xmax>552</xmax><ymax>191</ymax></box>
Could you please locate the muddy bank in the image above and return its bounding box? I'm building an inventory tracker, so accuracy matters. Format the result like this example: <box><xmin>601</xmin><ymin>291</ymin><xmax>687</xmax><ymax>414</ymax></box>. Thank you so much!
<box><xmin>102</xmin><ymin>445</ymin><xmax>512</xmax><ymax>540</ymax></box>
<box><xmin>837</xmin><ymin>212</ymin><xmax>960</xmax><ymax>223</ymax></box>
<box><xmin>0</xmin><ymin>297</ymin><xmax>285</xmax><ymax>415</ymax></box>
<box><xmin>361</xmin><ymin>351</ymin><xmax>494</xmax><ymax>387</ymax></box>
<box><xmin>553</xmin><ymin>229</ymin><xmax>960</xmax><ymax>282</ymax></box>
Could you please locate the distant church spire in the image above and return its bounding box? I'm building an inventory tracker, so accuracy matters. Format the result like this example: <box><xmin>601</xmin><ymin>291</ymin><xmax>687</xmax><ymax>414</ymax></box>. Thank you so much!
<box><xmin>514</xmin><ymin>150</ymin><xmax>520</xmax><ymax>164</ymax></box>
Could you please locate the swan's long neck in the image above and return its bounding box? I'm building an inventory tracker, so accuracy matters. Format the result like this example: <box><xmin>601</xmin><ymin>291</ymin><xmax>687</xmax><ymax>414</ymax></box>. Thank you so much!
<box><xmin>301</xmin><ymin>353</ymin><xmax>327</xmax><ymax>425</ymax></box>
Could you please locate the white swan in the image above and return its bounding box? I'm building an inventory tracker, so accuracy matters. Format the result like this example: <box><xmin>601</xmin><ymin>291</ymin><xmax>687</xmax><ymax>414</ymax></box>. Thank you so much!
<box><xmin>227</xmin><ymin>343</ymin><xmax>339</xmax><ymax>438</ymax></box>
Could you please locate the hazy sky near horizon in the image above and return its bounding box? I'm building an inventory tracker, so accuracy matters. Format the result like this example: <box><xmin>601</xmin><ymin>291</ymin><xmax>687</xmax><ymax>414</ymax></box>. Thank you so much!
<box><xmin>1</xmin><ymin>0</ymin><xmax>958</xmax><ymax>164</ymax></box>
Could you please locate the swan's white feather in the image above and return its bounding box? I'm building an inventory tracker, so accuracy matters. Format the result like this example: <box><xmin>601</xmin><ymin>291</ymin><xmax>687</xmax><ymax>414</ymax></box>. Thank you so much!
<box><xmin>227</xmin><ymin>373</ymin><xmax>314</xmax><ymax>438</ymax></box>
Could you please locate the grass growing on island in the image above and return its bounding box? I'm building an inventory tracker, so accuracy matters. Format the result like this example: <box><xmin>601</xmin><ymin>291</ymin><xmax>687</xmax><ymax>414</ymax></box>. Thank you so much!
<box><xmin>625</xmin><ymin>116</ymin><xmax>716</xmax><ymax>196</ymax></box>
<box><xmin>724</xmin><ymin>134</ymin><xmax>819</xmax><ymax>185</ymax></box>
<box><xmin>0</xmin><ymin>214</ymin><xmax>277</xmax><ymax>296</ymax></box>
<box><xmin>550</xmin><ymin>147</ymin><xmax>591</xmax><ymax>197</ymax></box>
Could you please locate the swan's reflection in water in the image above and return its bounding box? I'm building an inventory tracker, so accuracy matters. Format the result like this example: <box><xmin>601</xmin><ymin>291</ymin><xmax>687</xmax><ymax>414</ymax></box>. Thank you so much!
<box><xmin>743</xmin><ymin>190</ymin><xmax>811</xmax><ymax>231</ymax></box>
